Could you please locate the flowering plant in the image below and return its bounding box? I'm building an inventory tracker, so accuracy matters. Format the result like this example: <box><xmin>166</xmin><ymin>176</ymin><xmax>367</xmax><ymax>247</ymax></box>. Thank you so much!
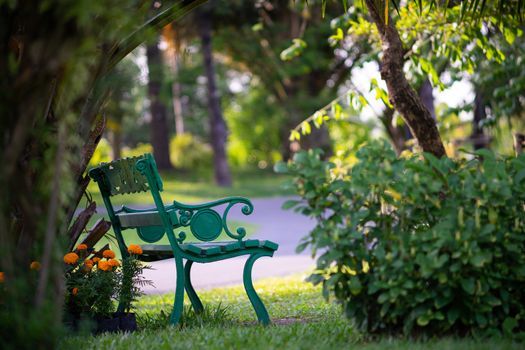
<box><xmin>64</xmin><ymin>244</ymin><xmax>151</xmax><ymax>320</ymax></box>
<box><xmin>64</xmin><ymin>245</ymin><xmax>119</xmax><ymax>318</ymax></box>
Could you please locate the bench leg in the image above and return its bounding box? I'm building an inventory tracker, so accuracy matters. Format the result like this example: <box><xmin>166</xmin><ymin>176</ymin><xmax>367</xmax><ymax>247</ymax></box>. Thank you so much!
<box><xmin>243</xmin><ymin>253</ymin><xmax>271</xmax><ymax>325</ymax></box>
<box><xmin>170</xmin><ymin>256</ymin><xmax>185</xmax><ymax>325</ymax></box>
<box><xmin>184</xmin><ymin>260</ymin><xmax>204</xmax><ymax>314</ymax></box>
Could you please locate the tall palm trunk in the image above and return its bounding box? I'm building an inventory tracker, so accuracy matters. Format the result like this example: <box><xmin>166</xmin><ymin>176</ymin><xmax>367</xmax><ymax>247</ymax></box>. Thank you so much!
<box><xmin>199</xmin><ymin>11</ymin><xmax>232</xmax><ymax>187</ymax></box>
<box><xmin>146</xmin><ymin>36</ymin><xmax>172</xmax><ymax>170</ymax></box>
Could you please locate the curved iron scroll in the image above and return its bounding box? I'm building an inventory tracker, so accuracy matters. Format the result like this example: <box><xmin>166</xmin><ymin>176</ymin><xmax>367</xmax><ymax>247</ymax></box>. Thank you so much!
<box><xmin>222</xmin><ymin>201</ymin><xmax>253</xmax><ymax>240</ymax></box>
<box><xmin>172</xmin><ymin>198</ymin><xmax>254</xmax><ymax>242</ymax></box>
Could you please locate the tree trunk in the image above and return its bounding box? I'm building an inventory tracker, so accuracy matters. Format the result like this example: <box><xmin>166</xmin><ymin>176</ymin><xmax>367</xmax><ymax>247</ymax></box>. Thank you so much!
<box><xmin>146</xmin><ymin>37</ymin><xmax>172</xmax><ymax>170</ymax></box>
<box><xmin>199</xmin><ymin>11</ymin><xmax>232</xmax><ymax>187</ymax></box>
<box><xmin>110</xmin><ymin>129</ymin><xmax>122</xmax><ymax>160</ymax></box>
<box><xmin>471</xmin><ymin>91</ymin><xmax>489</xmax><ymax>150</ymax></box>
<box><xmin>419</xmin><ymin>78</ymin><xmax>436</xmax><ymax>120</ymax></box>
<box><xmin>364</xmin><ymin>0</ymin><xmax>446</xmax><ymax>158</ymax></box>
<box><xmin>170</xmin><ymin>53</ymin><xmax>185</xmax><ymax>135</ymax></box>
<box><xmin>514</xmin><ymin>133</ymin><xmax>525</xmax><ymax>156</ymax></box>
<box><xmin>172</xmin><ymin>71</ymin><xmax>185</xmax><ymax>135</ymax></box>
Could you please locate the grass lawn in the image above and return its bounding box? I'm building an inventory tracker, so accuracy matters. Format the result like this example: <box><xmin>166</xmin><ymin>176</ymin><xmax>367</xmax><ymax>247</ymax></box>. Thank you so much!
<box><xmin>58</xmin><ymin>275</ymin><xmax>522</xmax><ymax>350</ymax></box>
<box><xmin>85</xmin><ymin>168</ymin><xmax>293</xmax><ymax>207</ymax></box>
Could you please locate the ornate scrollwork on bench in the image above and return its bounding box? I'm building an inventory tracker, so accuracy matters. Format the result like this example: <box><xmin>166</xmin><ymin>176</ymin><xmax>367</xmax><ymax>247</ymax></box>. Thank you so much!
<box><xmin>171</xmin><ymin>197</ymin><xmax>254</xmax><ymax>242</ymax></box>
<box><xmin>222</xmin><ymin>201</ymin><xmax>253</xmax><ymax>240</ymax></box>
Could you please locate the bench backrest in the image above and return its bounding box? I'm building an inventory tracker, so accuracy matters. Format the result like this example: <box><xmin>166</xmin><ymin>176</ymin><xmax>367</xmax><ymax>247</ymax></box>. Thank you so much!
<box><xmin>89</xmin><ymin>154</ymin><xmax>173</xmax><ymax>257</ymax></box>
<box><xmin>88</xmin><ymin>154</ymin><xmax>163</xmax><ymax>197</ymax></box>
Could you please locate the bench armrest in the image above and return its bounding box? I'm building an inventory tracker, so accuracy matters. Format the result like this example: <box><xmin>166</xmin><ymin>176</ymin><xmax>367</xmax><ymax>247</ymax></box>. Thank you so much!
<box><xmin>169</xmin><ymin>197</ymin><xmax>254</xmax><ymax>241</ymax></box>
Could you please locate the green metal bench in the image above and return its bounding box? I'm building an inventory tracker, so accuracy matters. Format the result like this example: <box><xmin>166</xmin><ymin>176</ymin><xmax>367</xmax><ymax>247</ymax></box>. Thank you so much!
<box><xmin>88</xmin><ymin>154</ymin><xmax>278</xmax><ymax>325</ymax></box>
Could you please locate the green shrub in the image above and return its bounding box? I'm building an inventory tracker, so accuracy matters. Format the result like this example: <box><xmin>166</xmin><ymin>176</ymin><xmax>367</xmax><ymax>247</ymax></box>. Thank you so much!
<box><xmin>169</xmin><ymin>133</ymin><xmax>213</xmax><ymax>170</ymax></box>
<box><xmin>122</xmin><ymin>142</ymin><xmax>153</xmax><ymax>158</ymax></box>
<box><xmin>277</xmin><ymin>140</ymin><xmax>525</xmax><ymax>336</ymax></box>
<box><xmin>89</xmin><ymin>140</ymin><xmax>152</xmax><ymax>167</ymax></box>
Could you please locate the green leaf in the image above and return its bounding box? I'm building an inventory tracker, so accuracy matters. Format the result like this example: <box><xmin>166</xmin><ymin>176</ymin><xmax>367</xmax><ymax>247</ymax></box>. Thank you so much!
<box><xmin>349</xmin><ymin>277</ymin><xmax>362</xmax><ymax>296</ymax></box>
<box><xmin>329</xmin><ymin>27</ymin><xmax>344</xmax><ymax>42</ymax></box>
<box><xmin>346</xmin><ymin>91</ymin><xmax>354</xmax><ymax>106</ymax></box>
<box><xmin>313</xmin><ymin>112</ymin><xmax>324</xmax><ymax>128</ymax></box>
<box><xmin>300</xmin><ymin>121</ymin><xmax>312</xmax><ymax>135</ymax></box>
<box><xmin>358</xmin><ymin>95</ymin><xmax>368</xmax><ymax>107</ymax></box>
<box><xmin>470</xmin><ymin>252</ymin><xmax>490</xmax><ymax>267</ymax></box>
<box><xmin>280</xmin><ymin>38</ymin><xmax>307</xmax><ymax>61</ymax></box>
<box><xmin>331</xmin><ymin>103</ymin><xmax>342</xmax><ymax>120</ymax></box>
<box><xmin>289</xmin><ymin>130</ymin><xmax>301</xmax><ymax>141</ymax></box>
<box><xmin>282</xmin><ymin>200</ymin><xmax>301</xmax><ymax>209</ymax></box>
<box><xmin>378</xmin><ymin>292</ymin><xmax>389</xmax><ymax>304</ymax></box>
<box><xmin>514</xmin><ymin>169</ymin><xmax>525</xmax><ymax>184</ymax></box>
<box><xmin>370</xmin><ymin>78</ymin><xmax>379</xmax><ymax>90</ymax></box>
<box><xmin>434</xmin><ymin>294</ymin><xmax>452</xmax><ymax>309</ymax></box>
<box><xmin>251</xmin><ymin>22</ymin><xmax>263</xmax><ymax>32</ymax></box>
<box><xmin>447</xmin><ymin>307</ymin><xmax>460</xmax><ymax>324</ymax></box>
<box><xmin>503</xmin><ymin>28</ymin><xmax>516</xmax><ymax>44</ymax></box>
<box><xmin>461</xmin><ymin>278</ymin><xmax>475</xmax><ymax>295</ymax></box>
<box><xmin>503</xmin><ymin>317</ymin><xmax>518</xmax><ymax>335</ymax></box>
<box><xmin>296</xmin><ymin>240</ymin><xmax>310</xmax><ymax>254</ymax></box>
<box><xmin>417</xmin><ymin>314</ymin><xmax>430</xmax><ymax>327</ymax></box>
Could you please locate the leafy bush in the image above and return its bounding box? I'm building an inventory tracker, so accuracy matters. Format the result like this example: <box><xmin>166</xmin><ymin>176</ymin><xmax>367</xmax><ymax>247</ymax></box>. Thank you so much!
<box><xmin>277</xmin><ymin>140</ymin><xmax>525</xmax><ymax>336</ymax></box>
<box><xmin>169</xmin><ymin>133</ymin><xmax>213</xmax><ymax>170</ymax></box>
<box><xmin>123</xmin><ymin>142</ymin><xmax>153</xmax><ymax>158</ymax></box>
<box><xmin>89</xmin><ymin>140</ymin><xmax>152</xmax><ymax>167</ymax></box>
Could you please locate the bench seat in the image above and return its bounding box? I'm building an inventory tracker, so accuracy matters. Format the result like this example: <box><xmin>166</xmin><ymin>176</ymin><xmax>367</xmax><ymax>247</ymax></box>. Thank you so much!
<box><xmin>139</xmin><ymin>239</ymin><xmax>278</xmax><ymax>261</ymax></box>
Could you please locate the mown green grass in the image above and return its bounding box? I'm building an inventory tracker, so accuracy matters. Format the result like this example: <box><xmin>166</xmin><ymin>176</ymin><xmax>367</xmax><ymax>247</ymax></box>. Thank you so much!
<box><xmin>58</xmin><ymin>275</ymin><xmax>522</xmax><ymax>350</ymax></box>
<box><xmin>86</xmin><ymin>168</ymin><xmax>293</xmax><ymax>206</ymax></box>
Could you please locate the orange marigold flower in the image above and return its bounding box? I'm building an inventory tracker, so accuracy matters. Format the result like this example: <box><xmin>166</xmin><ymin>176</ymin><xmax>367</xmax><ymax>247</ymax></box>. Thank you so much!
<box><xmin>0</xmin><ymin>272</ymin><xmax>4</xmax><ymax>283</ymax></box>
<box><xmin>98</xmin><ymin>260</ymin><xmax>110</xmax><ymax>271</ymax></box>
<box><xmin>30</xmin><ymin>261</ymin><xmax>41</xmax><ymax>271</ymax></box>
<box><xmin>84</xmin><ymin>259</ymin><xmax>94</xmax><ymax>271</ymax></box>
<box><xmin>72</xmin><ymin>287</ymin><xmax>78</xmax><ymax>296</ymax></box>
<box><xmin>76</xmin><ymin>244</ymin><xmax>88</xmax><ymax>251</ymax></box>
<box><xmin>63</xmin><ymin>252</ymin><xmax>79</xmax><ymax>265</ymax></box>
<box><xmin>93</xmin><ymin>257</ymin><xmax>101</xmax><ymax>263</ymax></box>
<box><xmin>108</xmin><ymin>259</ymin><xmax>120</xmax><ymax>267</ymax></box>
<box><xmin>102</xmin><ymin>250</ymin><xmax>115</xmax><ymax>259</ymax></box>
<box><xmin>127</xmin><ymin>244</ymin><xmax>143</xmax><ymax>255</ymax></box>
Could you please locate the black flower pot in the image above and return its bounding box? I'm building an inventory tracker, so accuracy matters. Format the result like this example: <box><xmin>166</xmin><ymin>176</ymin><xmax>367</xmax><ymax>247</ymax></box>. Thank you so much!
<box><xmin>95</xmin><ymin>315</ymin><xmax>120</xmax><ymax>334</ymax></box>
<box><xmin>115</xmin><ymin>312</ymin><xmax>137</xmax><ymax>332</ymax></box>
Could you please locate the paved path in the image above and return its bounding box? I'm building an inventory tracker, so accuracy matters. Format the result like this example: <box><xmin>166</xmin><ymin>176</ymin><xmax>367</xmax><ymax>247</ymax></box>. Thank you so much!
<box><xmin>141</xmin><ymin>197</ymin><xmax>317</xmax><ymax>294</ymax></box>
